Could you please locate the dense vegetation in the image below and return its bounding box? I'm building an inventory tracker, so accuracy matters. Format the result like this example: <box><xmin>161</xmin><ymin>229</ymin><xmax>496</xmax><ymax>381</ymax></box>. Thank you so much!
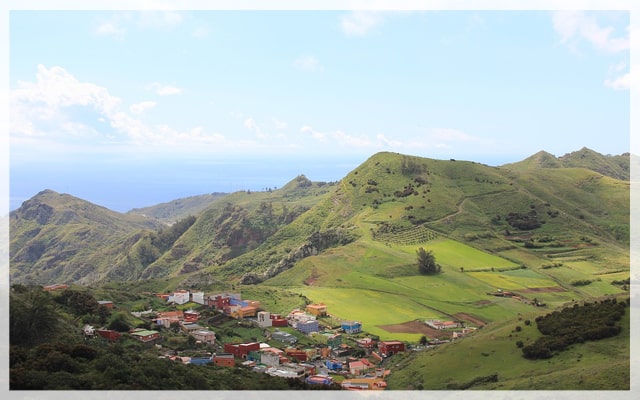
<box><xmin>416</xmin><ymin>247</ymin><xmax>441</xmax><ymax>274</ymax></box>
<box><xmin>521</xmin><ymin>298</ymin><xmax>629</xmax><ymax>360</ymax></box>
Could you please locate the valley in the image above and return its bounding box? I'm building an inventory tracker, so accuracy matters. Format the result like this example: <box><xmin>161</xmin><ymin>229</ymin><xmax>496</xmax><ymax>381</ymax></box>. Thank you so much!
<box><xmin>8</xmin><ymin>148</ymin><xmax>631</xmax><ymax>390</ymax></box>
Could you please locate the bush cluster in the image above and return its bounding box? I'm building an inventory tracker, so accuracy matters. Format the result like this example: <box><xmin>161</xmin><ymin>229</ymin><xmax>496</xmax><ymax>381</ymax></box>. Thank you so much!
<box><xmin>521</xmin><ymin>298</ymin><xmax>627</xmax><ymax>360</ymax></box>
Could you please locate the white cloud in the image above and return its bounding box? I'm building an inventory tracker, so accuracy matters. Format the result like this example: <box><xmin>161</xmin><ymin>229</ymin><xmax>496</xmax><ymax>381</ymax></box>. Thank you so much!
<box><xmin>272</xmin><ymin>118</ymin><xmax>288</xmax><ymax>130</ymax></box>
<box><xmin>129</xmin><ymin>101</ymin><xmax>157</xmax><ymax>115</ymax></box>
<box><xmin>10</xmin><ymin>65</ymin><xmax>230</xmax><ymax>154</ymax></box>
<box><xmin>294</xmin><ymin>55</ymin><xmax>324</xmax><ymax>72</ymax></box>
<box><xmin>244</xmin><ymin>117</ymin><xmax>266</xmax><ymax>139</ymax></box>
<box><xmin>94</xmin><ymin>21</ymin><xmax>126</xmax><ymax>40</ymax></box>
<box><xmin>604</xmin><ymin>73</ymin><xmax>631</xmax><ymax>90</ymax></box>
<box><xmin>340</xmin><ymin>11</ymin><xmax>384</xmax><ymax>36</ymax></box>
<box><xmin>552</xmin><ymin>11</ymin><xmax>629</xmax><ymax>54</ymax></box>
<box><xmin>146</xmin><ymin>82</ymin><xmax>182</xmax><ymax>96</ymax></box>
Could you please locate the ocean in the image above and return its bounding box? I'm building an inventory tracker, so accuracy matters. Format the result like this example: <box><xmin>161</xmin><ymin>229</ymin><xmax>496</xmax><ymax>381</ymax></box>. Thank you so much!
<box><xmin>9</xmin><ymin>155</ymin><xmax>368</xmax><ymax>213</ymax></box>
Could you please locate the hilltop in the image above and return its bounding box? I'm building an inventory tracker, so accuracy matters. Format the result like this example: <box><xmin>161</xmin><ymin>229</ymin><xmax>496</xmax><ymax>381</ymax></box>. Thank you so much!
<box><xmin>10</xmin><ymin>150</ymin><xmax>629</xmax><ymax>289</ymax></box>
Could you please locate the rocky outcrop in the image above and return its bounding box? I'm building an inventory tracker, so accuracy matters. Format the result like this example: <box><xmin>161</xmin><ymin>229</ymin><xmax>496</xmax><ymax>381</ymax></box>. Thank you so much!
<box><xmin>240</xmin><ymin>228</ymin><xmax>355</xmax><ymax>284</ymax></box>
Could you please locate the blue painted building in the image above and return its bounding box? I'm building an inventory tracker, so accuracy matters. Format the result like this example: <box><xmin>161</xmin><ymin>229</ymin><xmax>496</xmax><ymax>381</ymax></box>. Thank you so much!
<box><xmin>341</xmin><ymin>320</ymin><xmax>362</xmax><ymax>334</ymax></box>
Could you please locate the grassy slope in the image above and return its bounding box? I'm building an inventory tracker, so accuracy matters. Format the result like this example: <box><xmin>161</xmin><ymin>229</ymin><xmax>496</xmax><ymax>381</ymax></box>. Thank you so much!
<box><xmin>253</xmin><ymin>152</ymin><xmax>629</xmax><ymax>388</ymax></box>
<box><xmin>127</xmin><ymin>192</ymin><xmax>228</xmax><ymax>223</ymax></box>
<box><xmin>9</xmin><ymin>190</ymin><xmax>163</xmax><ymax>285</ymax></box>
<box><xmin>386</xmin><ymin>299</ymin><xmax>630</xmax><ymax>390</ymax></box>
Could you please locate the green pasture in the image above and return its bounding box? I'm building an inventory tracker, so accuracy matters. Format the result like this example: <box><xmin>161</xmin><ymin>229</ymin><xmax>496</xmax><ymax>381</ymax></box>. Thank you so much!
<box><xmin>495</xmin><ymin>248</ymin><xmax>546</xmax><ymax>268</ymax></box>
<box><xmin>466</xmin><ymin>268</ymin><xmax>559</xmax><ymax>291</ymax></box>
<box><xmin>595</xmin><ymin>270</ymin><xmax>629</xmax><ymax>282</ymax></box>
<box><xmin>396</xmin><ymin>238</ymin><xmax>519</xmax><ymax>270</ymax></box>
<box><xmin>564</xmin><ymin>260</ymin><xmax>621</xmax><ymax>276</ymax></box>
<box><xmin>294</xmin><ymin>287</ymin><xmax>437</xmax><ymax>342</ymax></box>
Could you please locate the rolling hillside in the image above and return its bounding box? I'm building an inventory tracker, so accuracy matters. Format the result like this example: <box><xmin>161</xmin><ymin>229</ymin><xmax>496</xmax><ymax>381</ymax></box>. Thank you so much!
<box><xmin>10</xmin><ymin>150</ymin><xmax>629</xmax><ymax>290</ymax></box>
<box><xmin>8</xmin><ymin>148</ymin><xmax>630</xmax><ymax>390</ymax></box>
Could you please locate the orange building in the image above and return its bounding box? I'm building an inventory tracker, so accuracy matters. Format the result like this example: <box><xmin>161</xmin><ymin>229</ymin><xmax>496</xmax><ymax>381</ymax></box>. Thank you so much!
<box><xmin>305</xmin><ymin>303</ymin><xmax>328</xmax><ymax>317</ymax></box>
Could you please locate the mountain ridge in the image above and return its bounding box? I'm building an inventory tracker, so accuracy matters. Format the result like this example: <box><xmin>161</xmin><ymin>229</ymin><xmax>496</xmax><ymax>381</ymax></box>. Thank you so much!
<box><xmin>9</xmin><ymin>148</ymin><xmax>629</xmax><ymax>286</ymax></box>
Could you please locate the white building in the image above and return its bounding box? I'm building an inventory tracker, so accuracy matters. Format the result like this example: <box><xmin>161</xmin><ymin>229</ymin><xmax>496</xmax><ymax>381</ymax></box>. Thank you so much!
<box><xmin>257</xmin><ymin>311</ymin><xmax>272</xmax><ymax>327</ymax></box>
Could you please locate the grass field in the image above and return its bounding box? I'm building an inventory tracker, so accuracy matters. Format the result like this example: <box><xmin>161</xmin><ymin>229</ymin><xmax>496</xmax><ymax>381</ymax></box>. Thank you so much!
<box><xmin>387</xmin><ymin>302</ymin><xmax>630</xmax><ymax>389</ymax></box>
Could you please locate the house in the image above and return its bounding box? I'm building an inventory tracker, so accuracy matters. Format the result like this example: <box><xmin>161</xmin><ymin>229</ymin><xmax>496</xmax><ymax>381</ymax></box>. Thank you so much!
<box><xmin>208</xmin><ymin>294</ymin><xmax>232</xmax><ymax>310</ymax></box>
<box><xmin>190</xmin><ymin>357</ymin><xmax>213</xmax><ymax>365</ymax></box>
<box><xmin>272</xmin><ymin>330</ymin><xmax>297</xmax><ymax>344</ymax></box>
<box><xmin>213</xmin><ymin>353</ymin><xmax>235</xmax><ymax>367</ymax></box>
<box><xmin>96</xmin><ymin>329</ymin><xmax>121</xmax><ymax>342</ymax></box>
<box><xmin>306</xmin><ymin>375</ymin><xmax>334</xmax><ymax>386</ymax></box>
<box><xmin>425</xmin><ymin>319</ymin><xmax>460</xmax><ymax>330</ymax></box>
<box><xmin>332</xmin><ymin>344</ymin><xmax>353</xmax><ymax>358</ymax></box>
<box><xmin>341</xmin><ymin>320</ymin><xmax>362</xmax><ymax>334</ymax></box>
<box><xmin>452</xmin><ymin>327</ymin><xmax>476</xmax><ymax>339</ymax></box>
<box><xmin>349</xmin><ymin>360</ymin><xmax>367</xmax><ymax>376</ymax></box>
<box><xmin>97</xmin><ymin>300</ymin><xmax>114</xmax><ymax>309</ymax></box>
<box><xmin>257</xmin><ymin>311</ymin><xmax>272</xmax><ymax>327</ymax></box>
<box><xmin>266</xmin><ymin>364</ymin><xmax>305</xmax><ymax>378</ymax></box>
<box><xmin>305</xmin><ymin>303</ymin><xmax>327</xmax><ymax>317</ymax></box>
<box><xmin>224</xmin><ymin>342</ymin><xmax>260</xmax><ymax>359</ymax></box>
<box><xmin>285</xmin><ymin>348</ymin><xmax>308</xmax><ymax>362</ymax></box>
<box><xmin>304</xmin><ymin>348</ymin><xmax>318</xmax><ymax>360</ymax></box>
<box><xmin>325</xmin><ymin>359</ymin><xmax>343</xmax><ymax>371</ymax></box>
<box><xmin>341</xmin><ymin>377</ymin><xmax>387</xmax><ymax>390</ymax></box>
<box><xmin>271</xmin><ymin>316</ymin><xmax>288</xmax><ymax>327</ymax></box>
<box><xmin>181</xmin><ymin>322</ymin><xmax>203</xmax><ymax>333</ymax></box>
<box><xmin>300</xmin><ymin>362</ymin><xmax>317</xmax><ymax>376</ymax></box>
<box><xmin>287</xmin><ymin>309</ymin><xmax>316</xmax><ymax>328</ymax></box>
<box><xmin>183</xmin><ymin>309</ymin><xmax>200</xmax><ymax>322</ymax></box>
<box><xmin>296</xmin><ymin>320</ymin><xmax>320</xmax><ymax>334</ymax></box>
<box><xmin>230</xmin><ymin>305</ymin><xmax>259</xmax><ymax>319</ymax></box>
<box><xmin>261</xmin><ymin>351</ymin><xmax>281</xmax><ymax>367</ymax></box>
<box><xmin>191</xmin><ymin>329</ymin><xmax>216</xmax><ymax>345</ymax></box>
<box><xmin>355</xmin><ymin>337</ymin><xmax>376</xmax><ymax>349</ymax></box>
<box><xmin>130</xmin><ymin>329</ymin><xmax>160</xmax><ymax>343</ymax></box>
<box><xmin>154</xmin><ymin>311</ymin><xmax>184</xmax><ymax>328</ymax></box>
<box><xmin>378</xmin><ymin>341</ymin><xmax>405</xmax><ymax>357</ymax></box>
<box><xmin>168</xmin><ymin>290</ymin><xmax>190</xmax><ymax>305</ymax></box>
<box><xmin>191</xmin><ymin>291</ymin><xmax>205</xmax><ymax>305</ymax></box>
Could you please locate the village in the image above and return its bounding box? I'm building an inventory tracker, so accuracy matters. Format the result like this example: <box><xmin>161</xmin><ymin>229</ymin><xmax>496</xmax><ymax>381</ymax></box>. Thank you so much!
<box><xmin>77</xmin><ymin>287</ymin><xmax>478</xmax><ymax>390</ymax></box>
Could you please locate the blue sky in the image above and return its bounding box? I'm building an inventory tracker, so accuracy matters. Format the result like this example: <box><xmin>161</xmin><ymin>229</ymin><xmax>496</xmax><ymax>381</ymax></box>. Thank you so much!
<box><xmin>3</xmin><ymin>3</ymin><xmax>635</xmax><ymax>211</ymax></box>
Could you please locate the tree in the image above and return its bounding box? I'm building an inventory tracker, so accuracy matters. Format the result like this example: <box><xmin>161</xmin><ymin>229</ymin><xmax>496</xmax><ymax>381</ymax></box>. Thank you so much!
<box><xmin>417</xmin><ymin>247</ymin><xmax>441</xmax><ymax>275</ymax></box>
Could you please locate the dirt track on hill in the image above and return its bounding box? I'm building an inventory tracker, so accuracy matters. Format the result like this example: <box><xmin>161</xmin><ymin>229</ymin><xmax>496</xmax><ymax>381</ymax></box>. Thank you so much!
<box><xmin>519</xmin><ymin>287</ymin><xmax>566</xmax><ymax>293</ymax></box>
<box><xmin>378</xmin><ymin>320</ymin><xmax>450</xmax><ymax>337</ymax></box>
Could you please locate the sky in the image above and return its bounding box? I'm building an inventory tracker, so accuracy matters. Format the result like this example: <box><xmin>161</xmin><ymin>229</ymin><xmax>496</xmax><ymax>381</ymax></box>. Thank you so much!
<box><xmin>3</xmin><ymin>2</ymin><xmax>635</xmax><ymax>212</ymax></box>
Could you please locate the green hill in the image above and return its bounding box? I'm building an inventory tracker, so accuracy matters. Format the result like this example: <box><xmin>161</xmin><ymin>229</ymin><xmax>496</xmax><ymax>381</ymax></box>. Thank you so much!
<box><xmin>127</xmin><ymin>192</ymin><xmax>228</xmax><ymax>223</ymax></box>
<box><xmin>9</xmin><ymin>190</ymin><xmax>164</xmax><ymax>285</ymax></box>
<box><xmin>8</xmin><ymin>149</ymin><xmax>630</xmax><ymax>390</ymax></box>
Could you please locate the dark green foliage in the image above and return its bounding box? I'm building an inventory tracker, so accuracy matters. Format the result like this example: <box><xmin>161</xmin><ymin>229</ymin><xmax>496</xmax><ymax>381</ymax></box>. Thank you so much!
<box><xmin>108</xmin><ymin>312</ymin><xmax>131</xmax><ymax>332</ymax></box>
<box><xmin>505</xmin><ymin>212</ymin><xmax>541</xmax><ymax>230</ymax></box>
<box><xmin>522</xmin><ymin>299</ymin><xmax>627</xmax><ymax>360</ymax></box>
<box><xmin>56</xmin><ymin>289</ymin><xmax>100</xmax><ymax>315</ymax></box>
<box><xmin>571</xmin><ymin>279</ymin><xmax>594</xmax><ymax>287</ymax></box>
<box><xmin>416</xmin><ymin>247</ymin><xmax>441</xmax><ymax>275</ymax></box>
<box><xmin>10</xmin><ymin>287</ymin><xmax>60</xmax><ymax>346</ymax></box>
